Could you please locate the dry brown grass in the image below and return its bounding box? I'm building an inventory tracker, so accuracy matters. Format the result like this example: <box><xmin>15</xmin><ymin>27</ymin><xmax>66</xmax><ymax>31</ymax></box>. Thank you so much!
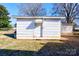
<box><xmin>0</xmin><ymin>33</ymin><xmax>79</xmax><ymax>55</ymax></box>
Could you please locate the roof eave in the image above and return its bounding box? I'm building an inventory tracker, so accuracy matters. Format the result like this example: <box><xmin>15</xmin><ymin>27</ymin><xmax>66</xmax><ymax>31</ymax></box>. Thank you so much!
<box><xmin>15</xmin><ymin>16</ymin><xmax>65</xmax><ymax>19</ymax></box>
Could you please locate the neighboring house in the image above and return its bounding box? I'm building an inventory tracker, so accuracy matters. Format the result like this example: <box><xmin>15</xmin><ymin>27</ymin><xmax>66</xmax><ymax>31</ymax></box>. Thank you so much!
<box><xmin>74</xmin><ymin>25</ymin><xmax>79</xmax><ymax>31</ymax></box>
<box><xmin>16</xmin><ymin>16</ymin><xmax>73</xmax><ymax>39</ymax></box>
<box><xmin>61</xmin><ymin>22</ymin><xmax>73</xmax><ymax>34</ymax></box>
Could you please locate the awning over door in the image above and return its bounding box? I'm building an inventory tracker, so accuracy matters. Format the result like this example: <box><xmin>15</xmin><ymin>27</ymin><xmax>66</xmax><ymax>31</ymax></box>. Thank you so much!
<box><xmin>35</xmin><ymin>19</ymin><xmax>43</xmax><ymax>24</ymax></box>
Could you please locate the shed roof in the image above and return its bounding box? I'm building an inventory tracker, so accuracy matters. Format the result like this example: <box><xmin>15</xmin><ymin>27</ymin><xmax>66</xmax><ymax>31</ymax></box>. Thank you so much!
<box><xmin>15</xmin><ymin>16</ymin><xmax>65</xmax><ymax>20</ymax></box>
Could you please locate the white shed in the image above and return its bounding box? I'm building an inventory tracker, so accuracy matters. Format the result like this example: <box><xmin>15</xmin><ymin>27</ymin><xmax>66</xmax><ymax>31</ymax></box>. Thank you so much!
<box><xmin>16</xmin><ymin>16</ymin><xmax>65</xmax><ymax>39</ymax></box>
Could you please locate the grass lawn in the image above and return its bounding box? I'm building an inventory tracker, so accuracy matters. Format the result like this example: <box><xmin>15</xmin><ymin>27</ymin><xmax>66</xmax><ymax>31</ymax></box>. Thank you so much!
<box><xmin>0</xmin><ymin>39</ymin><xmax>65</xmax><ymax>56</ymax></box>
<box><xmin>0</xmin><ymin>34</ymin><xmax>15</xmax><ymax>47</ymax></box>
<box><xmin>0</xmin><ymin>34</ymin><xmax>2</xmax><ymax>36</ymax></box>
<box><xmin>0</xmin><ymin>39</ymin><xmax>14</xmax><ymax>47</ymax></box>
<box><xmin>0</xmin><ymin>34</ymin><xmax>79</xmax><ymax>56</ymax></box>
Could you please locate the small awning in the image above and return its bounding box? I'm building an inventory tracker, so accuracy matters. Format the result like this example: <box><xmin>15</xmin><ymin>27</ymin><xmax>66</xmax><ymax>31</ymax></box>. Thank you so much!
<box><xmin>35</xmin><ymin>19</ymin><xmax>43</xmax><ymax>24</ymax></box>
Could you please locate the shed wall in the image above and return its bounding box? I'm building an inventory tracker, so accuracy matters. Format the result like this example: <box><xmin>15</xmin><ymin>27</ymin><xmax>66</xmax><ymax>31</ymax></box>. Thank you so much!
<box><xmin>16</xmin><ymin>18</ymin><xmax>61</xmax><ymax>39</ymax></box>
<box><xmin>43</xmin><ymin>19</ymin><xmax>61</xmax><ymax>39</ymax></box>
<box><xmin>17</xmin><ymin>19</ymin><xmax>35</xmax><ymax>39</ymax></box>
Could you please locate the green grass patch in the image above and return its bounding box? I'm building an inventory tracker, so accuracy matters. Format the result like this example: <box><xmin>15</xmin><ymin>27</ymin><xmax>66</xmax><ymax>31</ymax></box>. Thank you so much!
<box><xmin>0</xmin><ymin>39</ymin><xmax>15</xmax><ymax>47</ymax></box>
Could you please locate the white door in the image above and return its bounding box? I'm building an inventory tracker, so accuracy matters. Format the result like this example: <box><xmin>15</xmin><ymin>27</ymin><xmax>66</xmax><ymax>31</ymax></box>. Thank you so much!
<box><xmin>43</xmin><ymin>19</ymin><xmax>61</xmax><ymax>39</ymax></box>
<box><xmin>34</xmin><ymin>24</ymin><xmax>42</xmax><ymax>37</ymax></box>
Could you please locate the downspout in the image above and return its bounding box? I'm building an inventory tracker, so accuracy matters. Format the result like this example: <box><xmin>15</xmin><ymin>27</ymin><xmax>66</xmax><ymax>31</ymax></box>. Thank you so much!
<box><xmin>40</xmin><ymin>18</ymin><xmax>43</xmax><ymax>37</ymax></box>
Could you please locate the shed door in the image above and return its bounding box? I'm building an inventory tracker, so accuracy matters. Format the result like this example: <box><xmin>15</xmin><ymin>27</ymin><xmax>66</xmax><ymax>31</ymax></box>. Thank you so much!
<box><xmin>34</xmin><ymin>19</ymin><xmax>42</xmax><ymax>37</ymax></box>
<box><xmin>43</xmin><ymin>19</ymin><xmax>61</xmax><ymax>39</ymax></box>
<box><xmin>34</xmin><ymin>24</ymin><xmax>41</xmax><ymax>37</ymax></box>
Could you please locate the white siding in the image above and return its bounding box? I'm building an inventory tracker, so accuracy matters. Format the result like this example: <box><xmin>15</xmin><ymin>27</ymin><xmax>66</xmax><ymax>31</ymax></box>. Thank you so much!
<box><xmin>17</xmin><ymin>19</ymin><xmax>35</xmax><ymax>39</ymax></box>
<box><xmin>43</xmin><ymin>19</ymin><xmax>61</xmax><ymax>39</ymax></box>
<box><xmin>16</xmin><ymin>18</ymin><xmax>62</xmax><ymax>39</ymax></box>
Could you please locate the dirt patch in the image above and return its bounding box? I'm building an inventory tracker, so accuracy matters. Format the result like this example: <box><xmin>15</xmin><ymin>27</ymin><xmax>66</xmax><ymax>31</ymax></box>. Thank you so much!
<box><xmin>0</xmin><ymin>30</ymin><xmax>15</xmax><ymax>34</ymax></box>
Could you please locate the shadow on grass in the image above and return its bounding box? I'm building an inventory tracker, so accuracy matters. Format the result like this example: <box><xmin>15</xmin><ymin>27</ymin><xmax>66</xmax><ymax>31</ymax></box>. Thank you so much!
<box><xmin>36</xmin><ymin>42</ymin><xmax>79</xmax><ymax>56</ymax></box>
<box><xmin>0</xmin><ymin>49</ymin><xmax>36</xmax><ymax>56</ymax></box>
<box><xmin>4</xmin><ymin>34</ymin><xmax>16</xmax><ymax>39</ymax></box>
<box><xmin>0</xmin><ymin>42</ymin><xmax>79</xmax><ymax>56</ymax></box>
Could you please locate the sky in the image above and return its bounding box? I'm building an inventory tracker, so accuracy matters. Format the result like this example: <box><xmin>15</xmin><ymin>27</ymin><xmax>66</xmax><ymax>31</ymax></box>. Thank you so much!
<box><xmin>0</xmin><ymin>3</ymin><xmax>53</xmax><ymax>26</ymax></box>
<box><xmin>0</xmin><ymin>3</ymin><xmax>79</xmax><ymax>26</ymax></box>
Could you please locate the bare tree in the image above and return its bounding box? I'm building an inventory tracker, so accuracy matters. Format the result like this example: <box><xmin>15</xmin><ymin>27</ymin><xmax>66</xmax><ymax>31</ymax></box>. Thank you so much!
<box><xmin>51</xmin><ymin>3</ymin><xmax>79</xmax><ymax>24</ymax></box>
<box><xmin>18</xmin><ymin>3</ymin><xmax>46</xmax><ymax>16</ymax></box>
